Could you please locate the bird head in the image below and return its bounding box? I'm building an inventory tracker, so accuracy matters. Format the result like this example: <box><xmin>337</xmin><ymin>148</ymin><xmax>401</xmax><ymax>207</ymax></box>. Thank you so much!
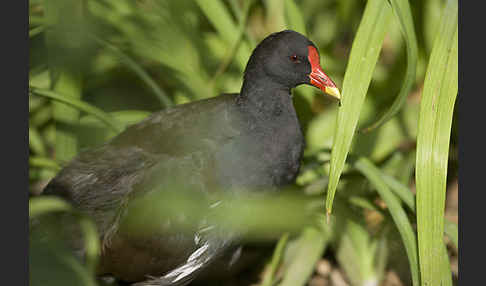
<box><xmin>244</xmin><ymin>30</ymin><xmax>341</xmax><ymax>102</ymax></box>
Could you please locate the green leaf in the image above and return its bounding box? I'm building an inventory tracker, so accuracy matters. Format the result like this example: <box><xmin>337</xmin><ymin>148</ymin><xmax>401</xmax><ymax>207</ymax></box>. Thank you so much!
<box><xmin>326</xmin><ymin>0</ymin><xmax>392</xmax><ymax>216</ymax></box>
<box><xmin>194</xmin><ymin>0</ymin><xmax>252</xmax><ymax>71</ymax></box>
<box><xmin>79</xmin><ymin>110</ymin><xmax>151</xmax><ymax>130</ymax></box>
<box><xmin>29</xmin><ymin>196</ymin><xmax>73</xmax><ymax>218</ymax></box>
<box><xmin>30</xmin><ymin>25</ymin><xmax>46</xmax><ymax>38</ymax></box>
<box><xmin>29</xmin><ymin>127</ymin><xmax>47</xmax><ymax>156</ymax></box>
<box><xmin>335</xmin><ymin>212</ymin><xmax>382</xmax><ymax>286</ymax></box>
<box><xmin>423</xmin><ymin>0</ymin><xmax>444</xmax><ymax>54</ymax></box>
<box><xmin>278</xmin><ymin>226</ymin><xmax>330</xmax><ymax>286</ymax></box>
<box><xmin>415</xmin><ymin>0</ymin><xmax>458</xmax><ymax>284</ymax></box>
<box><xmin>260</xmin><ymin>233</ymin><xmax>290</xmax><ymax>286</ymax></box>
<box><xmin>92</xmin><ymin>36</ymin><xmax>173</xmax><ymax>108</ymax></box>
<box><xmin>30</xmin><ymin>87</ymin><xmax>123</xmax><ymax>133</ymax></box>
<box><xmin>29</xmin><ymin>156</ymin><xmax>61</xmax><ymax>171</ymax></box>
<box><xmin>361</xmin><ymin>0</ymin><xmax>418</xmax><ymax>132</ymax></box>
<box><xmin>29</xmin><ymin>196</ymin><xmax>100</xmax><ymax>274</ymax></box>
<box><xmin>265</xmin><ymin>0</ymin><xmax>286</xmax><ymax>32</ymax></box>
<box><xmin>381</xmin><ymin>173</ymin><xmax>415</xmax><ymax>211</ymax></box>
<box><xmin>355</xmin><ymin>158</ymin><xmax>420</xmax><ymax>286</ymax></box>
<box><xmin>44</xmin><ymin>0</ymin><xmax>84</xmax><ymax>163</ymax></box>
<box><xmin>382</xmin><ymin>173</ymin><xmax>458</xmax><ymax>249</ymax></box>
<box><xmin>51</xmin><ymin>72</ymin><xmax>82</xmax><ymax>163</ymax></box>
<box><xmin>209</xmin><ymin>0</ymin><xmax>254</xmax><ymax>83</ymax></box>
<box><xmin>284</xmin><ymin>0</ymin><xmax>307</xmax><ymax>35</ymax></box>
<box><xmin>30</xmin><ymin>104</ymin><xmax>52</xmax><ymax>127</ymax></box>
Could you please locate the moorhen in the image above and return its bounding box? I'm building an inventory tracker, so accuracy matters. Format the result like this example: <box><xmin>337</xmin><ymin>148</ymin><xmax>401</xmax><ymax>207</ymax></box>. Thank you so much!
<box><xmin>41</xmin><ymin>30</ymin><xmax>341</xmax><ymax>286</ymax></box>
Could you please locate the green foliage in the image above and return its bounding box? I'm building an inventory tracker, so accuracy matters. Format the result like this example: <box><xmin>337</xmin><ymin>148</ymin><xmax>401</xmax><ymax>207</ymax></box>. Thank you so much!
<box><xmin>326</xmin><ymin>0</ymin><xmax>392</xmax><ymax>217</ymax></box>
<box><xmin>361</xmin><ymin>0</ymin><xmax>418</xmax><ymax>132</ymax></box>
<box><xmin>30</xmin><ymin>196</ymin><xmax>101</xmax><ymax>279</ymax></box>
<box><xmin>29</xmin><ymin>0</ymin><xmax>458</xmax><ymax>285</ymax></box>
<box><xmin>278</xmin><ymin>225</ymin><xmax>331</xmax><ymax>286</ymax></box>
<box><xmin>415</xmin><ymin>0</ymin><xmax>458</xmax><ymax>285</ymax></box>
<box><xmin>355</xmin><ymin>158</ymin><xmax>419</xmax><ymax>286</ymax></box>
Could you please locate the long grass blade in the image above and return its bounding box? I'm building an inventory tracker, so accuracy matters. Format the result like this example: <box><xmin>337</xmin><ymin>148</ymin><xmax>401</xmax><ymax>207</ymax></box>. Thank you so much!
<box><xmin>278</xmin><ymin>226</ymin><xmax>330</xmax><ymax>286</ymax></box>
<box><xmin>79</xmin><ymin>110</ymin><xmax>151</xmax><ymax>130</ymax></box>
<box><xmin>415</xmin><ymin>0</ymin><xmax>458</xmax><ymax>284</ymax></box>
<box><xmin>355</xmin><ymin>158</ymin><xmax>420</xmax><ymax>286</ymax></box>
<box><xmin>91</xmin><ymin>36</ymin><xmax>173</xmax><ymax>108</ymax></box>
<box><xmin>381</xmin><ymin>173</ymin><xmax>415</xmax><ymax>210</ymax></box>
<box><xmin>260</xmin><ymin>233</ymin><xmax>290</xmax><ymax>286</ymax></box>
<box><xmin>194</xmin><ymin>0</ymin><xmax>252</xmax><ymax>71</ymax></box>
<box><xmin>210</xmin><ymin>0</ymin><xmax>254</xmax><ymax>83</ymax></box>
<box><xmin>326</xmin><ymin>0</ymin><xmax>392</xmax><ymax>217</ymax></box>
<box><xmin>382</xmin><ymin>173</ymin><xmax>458</xmax><ymax>249</ymax></box>
<box><xmin>30</xmin><ymin>87</ymin><xmax>123</xmax><ymax>133</ymax></box>
<box><xmin>44</xmin><ymin>0</ymin><xmax>83</xmax><ymax>163</ymax></box>
<box><xmin>361</xmin><ymin>0</ymin><xmax>418</xmax><ymax>132</ymax></box>
<box><xmin>51</xmin><ymin>72</ymin><xmax>82</xmax><ymax>163</ymax></box>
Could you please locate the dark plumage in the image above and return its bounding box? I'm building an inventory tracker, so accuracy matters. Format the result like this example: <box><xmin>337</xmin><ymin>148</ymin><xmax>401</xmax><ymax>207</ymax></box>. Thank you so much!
<box><xmin>41</xmin><ymin>30</ymin><xmax>340</xmax><ymax>285</ymax></box>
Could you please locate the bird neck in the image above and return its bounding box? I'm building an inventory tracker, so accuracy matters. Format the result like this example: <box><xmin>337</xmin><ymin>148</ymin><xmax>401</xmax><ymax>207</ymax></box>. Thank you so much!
<box><xmin>238</xmin><ymin>75</ymin><xmax>294</xmax><ymax>116</ymax></box>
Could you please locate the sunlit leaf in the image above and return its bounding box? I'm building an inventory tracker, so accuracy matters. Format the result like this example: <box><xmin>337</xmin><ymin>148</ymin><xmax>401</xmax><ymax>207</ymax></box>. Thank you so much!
<box><xmin>361</xmin><ymin>0</ymin><xmax>418</xmax><ymax>132</ymax></box>
<box><xmin>326</xmin><ymin>0</ymin><xmax>392</xmax><ymax>216</ymax></box>
<box><xmin>415</xmin><ymin>0</ymin><xmax>458</xmax><ymax>284</ymax></box>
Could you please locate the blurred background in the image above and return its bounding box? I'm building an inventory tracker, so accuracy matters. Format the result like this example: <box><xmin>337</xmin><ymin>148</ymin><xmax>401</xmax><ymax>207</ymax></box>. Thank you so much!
<box><xmin>29</xmin><ymin>0</ymin><xmax>458</xmax><ymax>285</ymax></box>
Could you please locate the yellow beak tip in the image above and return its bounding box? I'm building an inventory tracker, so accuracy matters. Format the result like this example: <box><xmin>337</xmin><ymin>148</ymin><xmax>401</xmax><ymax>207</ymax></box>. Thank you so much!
<box><xmin>324</xmin><ymin>86</ymin><xmax>342</xmax><ymax>102</ymax></box>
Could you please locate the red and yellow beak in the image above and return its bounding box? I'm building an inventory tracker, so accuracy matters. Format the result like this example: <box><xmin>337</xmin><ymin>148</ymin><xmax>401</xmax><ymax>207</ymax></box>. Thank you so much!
<box><xmin>307</xmin><ymin>46</ymin><xmax>341</xmax><ymax>102</ymax></box>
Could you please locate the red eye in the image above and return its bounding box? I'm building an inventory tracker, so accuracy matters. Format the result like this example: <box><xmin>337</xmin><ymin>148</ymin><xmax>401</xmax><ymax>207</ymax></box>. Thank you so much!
<box><xmin>290</xmin><ymin>54</ymin><xmax>299</xmax><ymax>62</ymax></box>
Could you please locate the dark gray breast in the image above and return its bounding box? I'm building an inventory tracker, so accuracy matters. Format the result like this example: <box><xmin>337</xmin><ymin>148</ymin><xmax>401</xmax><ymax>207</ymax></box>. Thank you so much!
<box><xmin>41</xmin><ymin>91</ymin><xmax>305</xmax><ymax>284</ymax></box>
